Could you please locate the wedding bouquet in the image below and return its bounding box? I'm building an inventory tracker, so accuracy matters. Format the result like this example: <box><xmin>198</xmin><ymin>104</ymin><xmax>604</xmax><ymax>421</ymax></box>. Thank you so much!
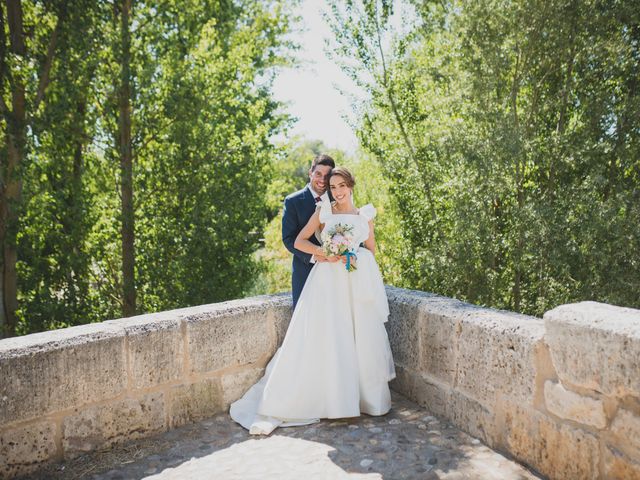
<box><xmin>321</xmin><ymin>223</ymin><xmax>357</xmax><ymax>272</ymax></box>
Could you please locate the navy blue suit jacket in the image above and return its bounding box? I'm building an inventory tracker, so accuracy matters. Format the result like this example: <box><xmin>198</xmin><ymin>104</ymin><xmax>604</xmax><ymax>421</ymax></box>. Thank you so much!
<box><xmin>282</xmin><ymin>185</ymin><xmax>321</xmax><ymax>308</ymax></box>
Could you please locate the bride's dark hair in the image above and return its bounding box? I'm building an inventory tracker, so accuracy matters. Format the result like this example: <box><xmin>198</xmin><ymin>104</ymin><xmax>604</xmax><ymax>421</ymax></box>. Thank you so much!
<box><xmin>328</xmin><ymin>166</ymin><xmax>356</xmax><ymax>188</ymax></box>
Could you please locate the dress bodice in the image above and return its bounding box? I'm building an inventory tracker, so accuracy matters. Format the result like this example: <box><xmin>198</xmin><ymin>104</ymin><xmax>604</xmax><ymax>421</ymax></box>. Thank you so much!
<box><xmin>318</xmin><ymin>200</ymin><xmax>375</xmax><ymax>249</ymax></box>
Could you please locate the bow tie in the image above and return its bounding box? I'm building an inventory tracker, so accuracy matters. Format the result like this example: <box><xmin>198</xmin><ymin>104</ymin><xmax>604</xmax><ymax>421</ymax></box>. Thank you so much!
<box><xmin>314</xmin><ymin>196</ymin><xmax>322</xmax><ymax>203</ymax></box>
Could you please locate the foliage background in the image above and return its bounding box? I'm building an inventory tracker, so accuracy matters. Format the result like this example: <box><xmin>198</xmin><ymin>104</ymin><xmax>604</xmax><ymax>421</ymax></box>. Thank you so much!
<box><xmin>321</xmin><ymin>0</ymin><xmax>640</xmax><ymax>316</ymax></box>
<box><xmin>2</xmin><ymin>0</ymin><xmax>638</xmax><ymax>336</ymax></box>
<box><xmin>2</xmin><ymin>0</ymin><xmax>296</xmax><ymax>335</ymax></box>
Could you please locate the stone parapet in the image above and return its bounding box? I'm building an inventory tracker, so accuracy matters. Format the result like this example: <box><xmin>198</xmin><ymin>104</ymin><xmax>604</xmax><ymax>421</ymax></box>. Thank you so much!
<box><xmin>0</xmin><ymin>294</ymin><xmax>291</xmax><ymax>479</ymax></box>
<box><xmin>1</xmin><ymin>289</ymin><xmax>638</xmax><ymax>479</ymax></box>
<box><xmin>387</xmin><ymin>287</ymin><xmax>640</xmax><ymax>480</ymax></box>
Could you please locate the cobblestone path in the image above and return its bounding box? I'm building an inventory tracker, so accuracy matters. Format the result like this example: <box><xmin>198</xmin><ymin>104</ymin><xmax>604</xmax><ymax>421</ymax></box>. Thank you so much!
<box><xmin>25</xmin><ymin>392</ymin><xmax>541</xmax><ymax>479</ymax></box>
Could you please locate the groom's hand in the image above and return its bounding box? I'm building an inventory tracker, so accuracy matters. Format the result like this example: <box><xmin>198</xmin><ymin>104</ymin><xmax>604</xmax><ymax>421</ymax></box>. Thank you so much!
<box><xmin>314</xmin><ymin>254</ymin><xmax>329</xmax><ymax>263</ymax></box>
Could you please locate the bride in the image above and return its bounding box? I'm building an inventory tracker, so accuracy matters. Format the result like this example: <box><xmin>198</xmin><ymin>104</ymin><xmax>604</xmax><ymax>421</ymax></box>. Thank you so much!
<box><xmin>230</xmin><ymin>166</ymin><xmax>396</xmax><ymax>435</ymax></box>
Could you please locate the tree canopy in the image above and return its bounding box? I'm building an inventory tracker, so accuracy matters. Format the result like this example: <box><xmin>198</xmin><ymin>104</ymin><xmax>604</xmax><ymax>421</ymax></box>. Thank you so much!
<box><xmin>326</xmin><ymin>0</ymin><xmax>639</xmax><ymax>315</ymax></box>
<box><xmin>1</xmin><ymin>0</ymin><xmax>295</xmax><ymax>336</ymax></box>
<box><xmin>2</xmin><ymin>0</ymin><xmax>638</xmax><ymax>337</ymax></box>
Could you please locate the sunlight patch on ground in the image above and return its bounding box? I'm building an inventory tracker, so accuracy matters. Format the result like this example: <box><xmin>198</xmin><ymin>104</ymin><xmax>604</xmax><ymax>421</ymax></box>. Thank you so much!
<box><xmin>147</xmin><ymin>434</ymin><xmax>381</xmax><ymax>479</ymax></box>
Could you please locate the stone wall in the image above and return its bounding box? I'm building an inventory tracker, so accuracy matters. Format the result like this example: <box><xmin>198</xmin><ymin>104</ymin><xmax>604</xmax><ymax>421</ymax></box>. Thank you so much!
<box><xmin>386</xmin><ymin>287</ymin><xmax>640</xmax><ymax>480</ymax></box>
<box><xmin>0</xmin><ymin>294</ymin><xmax>292</xmax><ymax>479</ymax></box>
<box><xmin>1</xmin><ymin>288</ymin><xmax>639</xmax><ymax>479</ymax></box>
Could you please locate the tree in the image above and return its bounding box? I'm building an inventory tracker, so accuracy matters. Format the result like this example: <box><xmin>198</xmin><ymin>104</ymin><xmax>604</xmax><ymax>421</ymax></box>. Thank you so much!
<box><xmin>17</xmin><ymin>1</ymin><xmax>108</xmax><ymax>333</ymax></box>
<box><xmin>117</xmin><ymin>0</ymin><xmax>135</xmax><ymax>316</ymax></box>
<box><xmin>4</xmin><ymin>0</ymin><xmax>296</xmax><ymax>335</ymax></box>
<box><xmin>329</xmin><ymin>0</ymin><xmax>640</xmax><ymax>315</ymax></box>
<box><xmin>0</xmin><ymin>0</ymin><xmax>67</xmax><ymax>336</ymax></box>
<box><xmin>117</xmin><ymin>0</ymin><xmax>296</xmax><ymax>312</ymax></box>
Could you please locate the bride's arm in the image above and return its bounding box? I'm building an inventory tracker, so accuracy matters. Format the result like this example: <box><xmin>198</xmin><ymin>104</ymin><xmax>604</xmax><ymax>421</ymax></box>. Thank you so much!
<box><xmin>363</xmin><ymin>220</ymin><xmax>376</xmax><ymax>256</ymax></box>
<box><xmin>294</xmin><ymin>210</ymin><xmax>325</xmax><ymax>257</ymax></box>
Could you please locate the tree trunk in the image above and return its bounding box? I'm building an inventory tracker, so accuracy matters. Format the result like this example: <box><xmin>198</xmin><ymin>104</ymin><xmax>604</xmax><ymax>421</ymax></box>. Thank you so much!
<box><xmin>510</xmin><ymin>44</ymin><xmax>523</xmax><ymax>312</ymax></box>
<box><xmin>0</xmin><ymin>2</ymin><xmax>4</xmax><ymax>336</ymax></box>
<box><xmin>1</xmin><ymin>0</ymin><xmax>27</xmax><ymax>337</ymax></box>
<box><xmin>1</xmin><ymin>1</ymin><xmax>61</xmax><ymax>336</ymax></box>
<box><xmin>604</xmin><ymin>24</ymin><xmax>638</xmax><ymax>201</ymax></box>
<box><xmin>118</xmin><ymin>0</ymin><xmax>135</xmax><ymax>317</ymax></box>
<box><xmin>550</xmin><ymin>6</ymin><xmax>578</xmax><ymax>198</ymax></box>
<box><xmin>64</xmin><ymin>100</ymin><xmax>87</xmax><ymax>298</ymax></box>
<box><xmin>1</xmin><ymin>133</ymin><xmax>23</xmax><ymax>336</ymax></box>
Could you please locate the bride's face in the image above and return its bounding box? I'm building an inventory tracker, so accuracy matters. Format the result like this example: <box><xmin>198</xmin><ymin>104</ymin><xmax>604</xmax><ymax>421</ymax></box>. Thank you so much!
<box><xmin>329</xmin><ymin>175</ymin><xmax>352</xmax><ymax>205</ymax></box>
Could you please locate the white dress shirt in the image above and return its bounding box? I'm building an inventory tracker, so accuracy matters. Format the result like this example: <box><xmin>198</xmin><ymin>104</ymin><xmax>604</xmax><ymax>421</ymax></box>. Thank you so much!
<box><xmin>307</xmin><ymin>185</ymin><xmax>329</xmax><ymax>262</ymax></box>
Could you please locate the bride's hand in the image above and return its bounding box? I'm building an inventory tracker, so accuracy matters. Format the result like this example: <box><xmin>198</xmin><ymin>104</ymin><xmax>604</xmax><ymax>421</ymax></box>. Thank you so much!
<box><xmin>339</xmin><ymin>254</ymin><xmax>357</xmax><ymax>269</ymax></box>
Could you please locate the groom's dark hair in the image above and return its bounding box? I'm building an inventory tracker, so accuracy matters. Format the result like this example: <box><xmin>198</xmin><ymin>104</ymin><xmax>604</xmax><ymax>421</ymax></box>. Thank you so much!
<box><xmin>311</xmin><ymin>154</ymin><xmax>336</xmax><ymax>171</ymax></box>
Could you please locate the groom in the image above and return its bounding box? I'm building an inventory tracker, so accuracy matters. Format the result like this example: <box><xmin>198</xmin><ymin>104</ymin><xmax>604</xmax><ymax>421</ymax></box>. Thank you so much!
<box><xmin>282</xmin><ymin>154</ymin><xmax>336</xmax><ymax>307</ymax></box>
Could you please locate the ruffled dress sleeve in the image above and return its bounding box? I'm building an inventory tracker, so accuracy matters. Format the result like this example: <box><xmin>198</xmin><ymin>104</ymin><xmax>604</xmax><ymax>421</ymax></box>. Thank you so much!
<box><xmin>359</xmin><ymin>204</ymin><xmax>376</xmax><ymax>221</ymax></box>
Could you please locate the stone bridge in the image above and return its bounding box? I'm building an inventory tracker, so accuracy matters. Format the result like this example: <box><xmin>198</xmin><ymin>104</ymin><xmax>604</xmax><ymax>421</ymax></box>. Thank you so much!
<box><xmin>1</xmin><ymin>287</ymin><xmax>638</xmax><ymax>479</ymax></box>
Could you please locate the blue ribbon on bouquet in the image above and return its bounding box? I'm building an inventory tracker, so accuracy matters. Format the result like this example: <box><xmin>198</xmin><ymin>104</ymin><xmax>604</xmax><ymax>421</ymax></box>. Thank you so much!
<box><xmin>344</xmin><ymin>250</ymin><xmax>357</xmax><ymax>272</ymax></box>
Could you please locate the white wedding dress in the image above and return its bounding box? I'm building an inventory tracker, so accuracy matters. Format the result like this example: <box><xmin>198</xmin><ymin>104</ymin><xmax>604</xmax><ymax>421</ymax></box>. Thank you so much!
<box><xmin>230</xmin><ymin>200</ymin><xmax>396</xmax><ymax>435</ymax></box>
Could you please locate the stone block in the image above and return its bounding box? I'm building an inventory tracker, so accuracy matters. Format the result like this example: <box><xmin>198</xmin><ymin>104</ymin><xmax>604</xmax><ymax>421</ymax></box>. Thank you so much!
<box><xmin>544</xmin><ymin>380</ymin><xmax>607</xmax><ymax>429</ymax></box>
<box><xmin>221</xmin><ymin>367</ymin><xmax>265</xmax><ymax>406</ymax></box>
<box><xmin>419</xmin><ymin>317</ymin><xmax>457</xmax><ymax>385</ymax></box>
<box><xmin>411</xmin><ymin>373</ymin><xmax>450</xmax><ymax>419</ymax></box>
<box><xmin>418</xmin><ymin>296</ymin><xmax>468</xmax><ymax>384</ymax></box>
<box><xmin>390</xmin><ymin>365</ymin><xmax>450</xmax><ymax>418</ymax></box>
<box><xmin>0</xmin><ymin>323</ymin><xmax>126</xmax><ymax>425</ymax></box>
<box><xmin>446</xmin><ymin>390</ymin><xmax>497</xmax><ymax>446</ymax></box>
<box><xmin>269</xmin><ymin>298</ymin><xmax>293</xmax><ymax>348</ymax></box>
<box><xmin>105</xmin><ymin>312</ymin><xmax>184</xmax><ymax>389</ymax></box>
<box><xmin>0</xmin><ymin>420</ymin><xmax>57</xmax><ymax>478</ymax></box>
<box><xmin>385</xmin><ymin>287</ymin><xmax>431</xmax><ymax>370</ymax></box>
<box><xmin>168</xmin><ymin>378</ymin><xmax>224</xmax><ymax>427</ymax></box>
<box><xmin>62</xmin><ymin>392</ymin><xmax>165</xmax><ymax>458</ymax></box>
<box><xmin>503</xmin><ymin>402</ymin><xmax>600</xmax><ymax>479</ymax></box>
<box><xmin>611</xmin><ymin>407</ymin><xmax>640</xmax><ymax>454</ymax></box>
<box><xmin>389</xmin><ymin>364</ymin><xmax>413</xmax><ymax>398</ymax></box>
<box><xmin>456</xmin><ymin>309</ymin><xmax>544</xmax><ymax>407</ymax></box>
<box><xmin>604</xmin><ymin>446</ymin><xmax>640</xmax><ymax>480</ymax></box>
<box><xmin>184</xmin><ymin>298</ymin><xmax>273</xmax><ymax>374</ymax></box>
<box><xmin>544</xmin><ymin>301</ymin><xmax>640</xmax><ymax>397</ymax></box>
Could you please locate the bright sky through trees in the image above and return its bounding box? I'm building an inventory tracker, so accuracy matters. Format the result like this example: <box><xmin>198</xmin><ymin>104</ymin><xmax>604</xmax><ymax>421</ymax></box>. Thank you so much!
<box><xmin>272</xmin><ymin>0</ymin><xmax>360</xmax><ymax>153</ymax></box>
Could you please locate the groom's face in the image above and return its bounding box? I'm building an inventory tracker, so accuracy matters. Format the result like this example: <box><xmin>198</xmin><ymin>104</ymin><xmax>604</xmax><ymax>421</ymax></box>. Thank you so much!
<box><xmin>309</xmin><ymin>164</ymin><xmax>332</xmax><ymax>195</ymax></box>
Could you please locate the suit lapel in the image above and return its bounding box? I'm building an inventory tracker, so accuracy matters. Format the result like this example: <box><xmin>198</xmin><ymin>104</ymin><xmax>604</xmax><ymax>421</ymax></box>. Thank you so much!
<box><xmin>301</xmin><ymin>185</ymin><xmax>315</xmax><ymax>212</ymax></box>
<box><xmin>302</xmin><ymin>185</ymin><xmax>313</xmax><ymax>202</ymax></box>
